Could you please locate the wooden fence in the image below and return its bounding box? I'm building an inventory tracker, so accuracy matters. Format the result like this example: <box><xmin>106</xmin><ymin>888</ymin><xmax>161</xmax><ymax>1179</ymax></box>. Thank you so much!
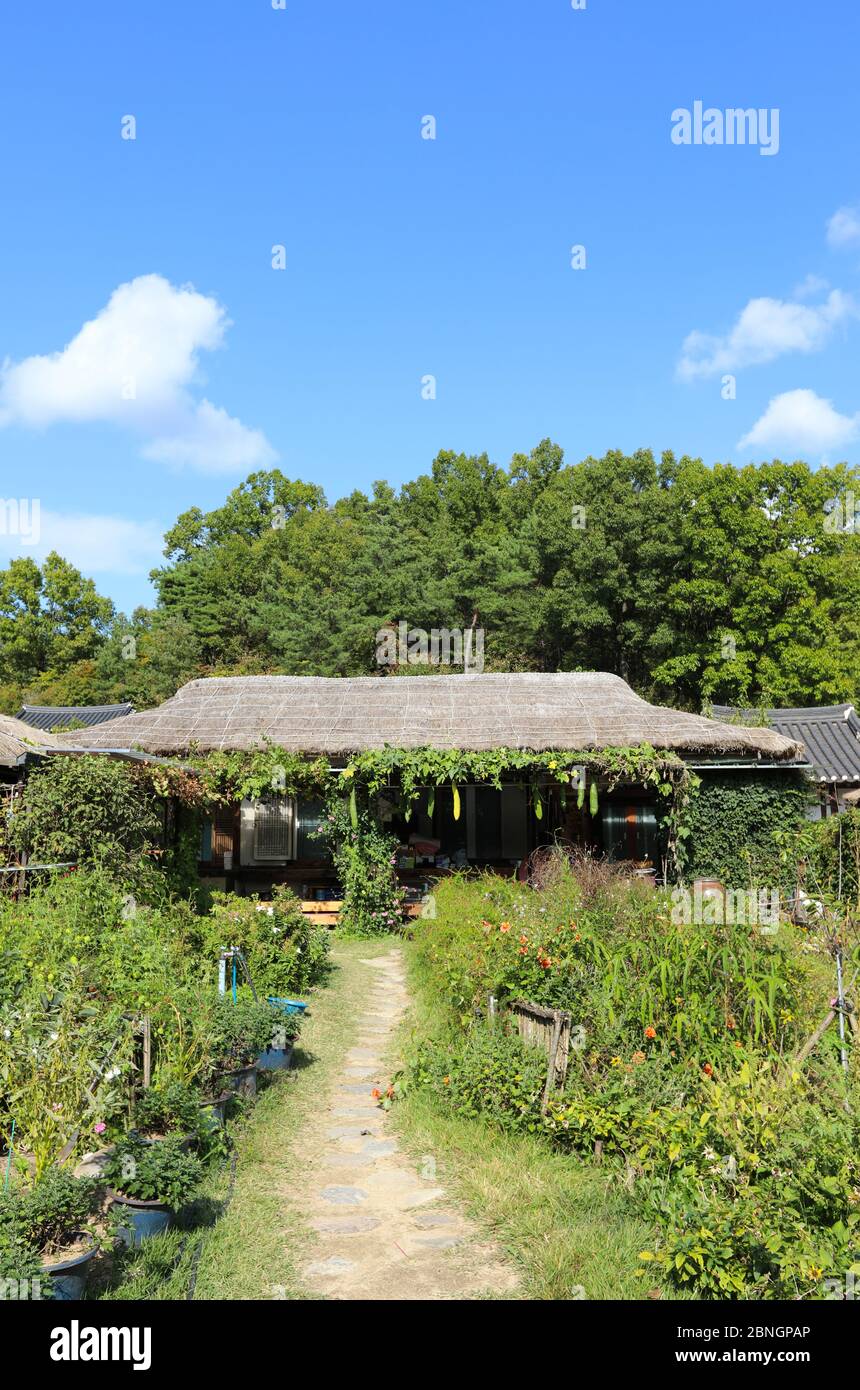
<box><xmin>494</xmin><ymin>996</ymin><xmax>573</xmax><ymax>1111</ymax></box>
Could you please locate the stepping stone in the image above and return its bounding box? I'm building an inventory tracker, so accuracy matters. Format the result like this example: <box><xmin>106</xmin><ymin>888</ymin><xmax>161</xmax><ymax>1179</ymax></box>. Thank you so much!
<box><xmin>401</xmin><ymin>1188</ymin><xmax>447</xmax><ymax>1210</ymax></box>
<box><xmin>412</xmin><ymin>1210</ymin><xmax>460</xmax><ymax>1229</ymax></box>
<box><xmin>325</xmin><ymin>1124</ymin><xmax>380</xmax><ymax>1140</ymax></box>
<box><xmin>344</xmin><ymin>1067</ymin><xmax>378</xmax><ymax>1079</ymax></box>
<box><xmin>339</xmin><ymin>1083</ymin><xmax>380</xmax><ymax>1094</ymax></box>
<box><xmin>414</xmin><ymin>1235</ymin><xmax>465</xmax><ymax>1250</ymax></box>
<box><xmin>323</xmin><ymin>1151</ymin><xmax>376</xmax><ymax>1168</ymax></box>
<box><xmin>310</xmin><ymin>1216</ymin><xmax>382</xmax><ymax>1235</ymax></box>
<box><xmin>320</xmin><ymin>1185</ymin><xmax>368</xmax><ymax>1206</ymax></box>
<box><xmin>361</xmin><ymin>1139</ymin><xmax>397</xmax><ymax>1157</ymax></box>
<box><xmin>304</xmin><ymin>1256</ymin><xmax>355</xmax><ymax>1276</ymax></box>
<box><xmin>347</xmin><ymin>1051</ymin><xmax>381</xmax><ymax>1064</ymax></box>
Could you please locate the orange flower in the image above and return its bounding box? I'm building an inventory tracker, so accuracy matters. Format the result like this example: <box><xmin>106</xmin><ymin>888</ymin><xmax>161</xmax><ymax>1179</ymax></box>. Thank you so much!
<box><xmin>644</xmin><ymin>1026</ymin><xmax>657</xmax><ymax>1040</ymax></box>
<box><xmin>631</xmin><ymin>1050</ymin><xmax>646</xmax><ymax>1065</ymax></box>
<box><xmin>499</xmin><ymin>921</ymin><xmax>511</xmax><ymax>933</ymax></box>
<box><xmin>443</xmin><ymin>1075</ymin><xmax>451</xmax><ymax>1085</ymax></box>
<box><xmin>702</xmin><ymin>1063</ymin><xmax>714</xmax><ymax>1077</ymax></box>
<box><xmin>386</xmin><ymin>1085</ymin><xmax>395</xmax><ymax>1099</ymax></box>
<box><xmin>371</xmin><ymin>1088</ymin><xmax>381</xmax><ymax>1099</ymax></box>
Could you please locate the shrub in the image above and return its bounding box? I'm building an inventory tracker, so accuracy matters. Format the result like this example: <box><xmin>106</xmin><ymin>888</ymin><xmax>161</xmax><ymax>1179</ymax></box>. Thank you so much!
<box><xmin>132</xmin><ymin>1082</ymin><xmax>203</xmax><ymax>1139</ymax></box>
<box><xmin>202</xmin><ymin>886</ymin><xmax>330</xmax><ymax>996</ymax></box>
<box><xmin>8</xmin><ymin>756</ymin><xmax>162</xmax><ymax>887</ymax></box>
<box><xmin>0</xmin><ymin>1168</ymin><xmax>99</xmax><ymax>1259</ymax></box>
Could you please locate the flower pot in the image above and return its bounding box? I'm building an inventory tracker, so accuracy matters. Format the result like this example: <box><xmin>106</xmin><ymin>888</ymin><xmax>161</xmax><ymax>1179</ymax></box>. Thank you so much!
<box><xmin>109</xmin><ymin>1191</ymin><xmax>173</xmax><ymax>1248</ymax></box>
<box><xmin>219</xmin><ymin>1062</ymin><xmax>257</xmax><ymax>1097</ymax></box>
<box><xmin>257</xmin><ymin>1043</ymin><xmax>294</xmax><ymax>1072</ymax></box>
<box><xmin>41</xmin><ymin>1231</ymin><xmax>99</xmax><ymax>1301</ymax></box>
<box><xmin>198</xmin><ymin>1096</ymin><xmax>228</xmax><ymax>1130</ymax></box>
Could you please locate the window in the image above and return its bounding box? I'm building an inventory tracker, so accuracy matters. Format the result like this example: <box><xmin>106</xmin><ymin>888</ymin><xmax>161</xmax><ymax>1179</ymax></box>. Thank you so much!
<box><xmin>252</xmin><ymin>797</ymin><xmax>296</xmax><ymax>861</ymax></box>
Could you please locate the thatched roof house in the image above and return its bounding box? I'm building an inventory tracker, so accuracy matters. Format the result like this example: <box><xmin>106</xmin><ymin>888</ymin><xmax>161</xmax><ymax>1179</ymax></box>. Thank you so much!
<box><xmin>56</xmin><ymin>672</ymin><xmax>802</xmax><ymax>761</ymax></box>
<box><xmin>0</xmin><ymin>714</ymin><xmax>58</xmax><ymax>770</ymax></box>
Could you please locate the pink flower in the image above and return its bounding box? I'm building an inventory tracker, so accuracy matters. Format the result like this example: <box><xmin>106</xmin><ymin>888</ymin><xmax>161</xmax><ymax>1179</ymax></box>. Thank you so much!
<box><xmin>94</xmin><ymin>1121</ymin><xmax>107</xmax><ymax>1135</ymax></box>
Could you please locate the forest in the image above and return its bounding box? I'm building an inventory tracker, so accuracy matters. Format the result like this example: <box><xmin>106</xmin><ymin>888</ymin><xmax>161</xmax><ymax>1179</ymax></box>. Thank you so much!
<box><xmin>2</xmin><ymin>442</ymin><xmax>859</xmax><ymax>716</ymax></box>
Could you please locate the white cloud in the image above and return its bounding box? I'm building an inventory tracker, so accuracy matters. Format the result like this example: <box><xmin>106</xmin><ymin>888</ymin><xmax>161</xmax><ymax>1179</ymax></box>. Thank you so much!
<box><xmin>677</xmin><ymin>290</ymin><xmax>856</xmax><ymax>380</ymax></box>
<box><xmin>738</xmin><ymin>388</ymin><xmax>859</xmax><ymax>454</ymax></box>
<box><xmin>792</xmin><ymin>273</ymin><xmax>829</xmax><ymax>300</ymax></box>
<box><xmin>142</xmin><ymin>400</ymin><xmax>276</xmax><ymax>473</ymax></box>
<box><xmin>826</xmin><ymin>206</ymin><xmax>860</xmax><ymax>248</ymax></box>
<box><xmin>0</xmin><ymin>509</ymin><xmax>163</xmax><ymax>575</ymax></box>
<box><xmin>0</xmin><ymin>275</ymin><xmax>276</xmax><ymax>473</ymax></box>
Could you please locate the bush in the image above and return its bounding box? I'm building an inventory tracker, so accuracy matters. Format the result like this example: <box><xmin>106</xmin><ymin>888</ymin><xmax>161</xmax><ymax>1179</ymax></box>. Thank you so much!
<box><xmin>8</xmin><ymin>756</ymin><xmax>162</xmax><ymax>887</ymax></box>
<box><xmin>0</xmin><ymin>1168</ymin><xmax>99</xmax><ymax>1260</ymax></box>
<box><xmin>202</xmin><ymin>886</ymin><xmax>330</xmax><ymax>996</ymax></box>
<box><xmin>132</xmin><ymin>1082</ymin><xmax>203</xmax><ymax>1139</ymax></box>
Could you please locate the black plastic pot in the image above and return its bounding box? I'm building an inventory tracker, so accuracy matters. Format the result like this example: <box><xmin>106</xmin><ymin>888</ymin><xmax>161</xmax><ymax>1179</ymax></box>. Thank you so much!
<box><xmin>198</xmin><ymin>1095</ymin><xmax>228</xmax><ymax>1130</ymax></box>
<box><xmin>109</xmin><ymin>1191</ymin><xmax>173</xmax><ymax>1248</ymax></box>
<box><xmin>219</xmin><ymin>1062</ymin><xmax>258</xmax><ymax>1097</ymax></box>
<box><xmin>41</xmin><ymin>1231</ymin><xmax>99</xmax><ymax>1300</ymax></box>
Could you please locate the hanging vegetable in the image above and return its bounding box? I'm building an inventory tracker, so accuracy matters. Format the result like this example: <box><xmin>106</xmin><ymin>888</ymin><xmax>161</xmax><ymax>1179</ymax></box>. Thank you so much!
<box><xmin>427</xmin><ymin>786</ymin><xmax>435</xmax><ymax>818</ymax></box>
<box><xmin>589</xmin><ymin>780</ymin><xmax>598</xmax><ymax>817</ymax></box>
<box><xmin>533</xmin><ymin>785</ymin><xmax>543</xmax><ymax>820</ymax></box>
<box><xmin>577</xmin><ymin>775</ymin><xmax>586</xmax><ymax>811</ymax></box>
<box><xmin>452</xmin><ymin>784</ymin><xmax>461</xmax><ymax>821</ymax></box>
<box><xmin>349</xmin><ymin>786</ymin><xmax>358</xmax><ymax>828</ymax></box>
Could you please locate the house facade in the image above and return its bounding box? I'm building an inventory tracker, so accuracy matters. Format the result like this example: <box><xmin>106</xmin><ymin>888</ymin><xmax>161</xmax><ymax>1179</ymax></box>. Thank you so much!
<box><xmin>59</xmin><ymin>673</ymin><xmax>806</xmax><ymax>907</ymax></box>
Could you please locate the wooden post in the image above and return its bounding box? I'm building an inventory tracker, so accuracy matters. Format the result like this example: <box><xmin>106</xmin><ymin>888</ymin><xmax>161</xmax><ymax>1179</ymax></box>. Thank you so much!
<box><xmin>141</xmin><ymin>1016</ymin><xmax>152</xmax><ymax>1089</ymax></box>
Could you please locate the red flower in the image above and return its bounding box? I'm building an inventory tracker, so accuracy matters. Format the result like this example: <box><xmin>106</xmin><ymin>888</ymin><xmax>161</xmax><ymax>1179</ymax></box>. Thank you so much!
<box><xmin>644</xmin><ymin>1026</ymin><xmax>657</xmax><ymax>1040</ymax></box>
<box><xmin>702</xmin><ymin>1063</ymin><xmax>714</xmax><ymax>1077</ymax></box>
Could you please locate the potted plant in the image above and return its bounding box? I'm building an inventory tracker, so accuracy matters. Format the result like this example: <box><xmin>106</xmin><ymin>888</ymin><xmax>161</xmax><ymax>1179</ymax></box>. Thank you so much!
<box><xmin>105</xmin><ymin>1134</ymin><xmax>202</xmax><ymax>1247</ymax></box>
<box><xmin>257</xmin><ymin>1006</ymin><xmax>302</xmax><ymax>1071</ymax></box>
<box><xmin>205</xmin><ymin>996</ymin><xmax>283</xmax><ymax>1097</ymax></box>
<box><xmin>0</xmin><ymin>1167</ymin><xmax>100</xmax><ymax>1300</ymax></box>
<box><xmin>130</xmin><ymin>1081</ymin><xmax>204</xmax><ymax>1148</ymax></box>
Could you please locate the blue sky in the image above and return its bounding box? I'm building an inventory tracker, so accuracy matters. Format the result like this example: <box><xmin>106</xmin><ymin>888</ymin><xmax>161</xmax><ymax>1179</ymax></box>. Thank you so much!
<box><xmin>1</xmin><ymin>0</ymin><xmax>858</xmax><ymax>613</ymax></box>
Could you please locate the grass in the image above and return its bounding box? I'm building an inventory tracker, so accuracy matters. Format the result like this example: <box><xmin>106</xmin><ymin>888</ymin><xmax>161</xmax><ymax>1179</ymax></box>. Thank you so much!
<box><xmin>389</xmin><ymin>941</ymin><xmax>688</xmax><ymax>1302</ymax></box>
<box><xmin>96</xmin><ymin>938</ymin><xmax>392</xmax><ymax>1301</ymax></box>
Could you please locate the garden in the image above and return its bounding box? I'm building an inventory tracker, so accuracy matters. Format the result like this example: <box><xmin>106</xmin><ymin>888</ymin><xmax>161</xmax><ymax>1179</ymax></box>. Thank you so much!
<box><xmin>0</xmin><ymin>757</ymin><xmax>331</xmax><ymax>1300</ymax></box>
<box><xmin>394</xmin><ymin>829</ymin><xmax>860</xmax><ymax>1300</ymax></box>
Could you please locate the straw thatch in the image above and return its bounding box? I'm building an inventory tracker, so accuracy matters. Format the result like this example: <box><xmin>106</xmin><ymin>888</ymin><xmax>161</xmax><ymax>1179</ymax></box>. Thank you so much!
<box><xmin>0</xmin><ymin>714</ymin><xmax>57</xmax><ymax>769</ymax></box>
<box><xmin>53</xmin><ymin>673</ymin><xmax>804</xmax><ymax>761</ymax></box>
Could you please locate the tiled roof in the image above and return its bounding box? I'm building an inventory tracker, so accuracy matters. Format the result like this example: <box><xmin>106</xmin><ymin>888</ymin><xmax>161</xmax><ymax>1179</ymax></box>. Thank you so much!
<box><xmin>16</xmin><ymin>704</ymin><xmax>134</xmax><ymax>732</ymax></box>
<box><xmin>712</xmin><ymin>704</ymin><xmax>860</xmax><ymax>784</ymax></box>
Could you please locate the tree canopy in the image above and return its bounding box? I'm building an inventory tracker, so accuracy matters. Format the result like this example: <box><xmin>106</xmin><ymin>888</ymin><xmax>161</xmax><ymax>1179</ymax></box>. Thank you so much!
<box><xmin>1</xmin><ymin>446</ymin><xmax>858</xmax><ymax>715</ymax></box>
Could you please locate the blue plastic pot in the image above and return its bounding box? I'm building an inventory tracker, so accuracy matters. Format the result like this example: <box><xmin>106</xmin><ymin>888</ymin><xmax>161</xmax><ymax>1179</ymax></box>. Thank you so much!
<box><xmin>268</xmin><ymin>997</ymin><xmax>308</xmax><ymax>1016</ymax></box>
<box><xmin>41</xmin><ymin>1232</ymin><xmax>99</xmax><ymax>1300</ymax></box>
<box><xmin>257</xmin><ymin>1043</ymin><xmax>294</xmax><ymax>1072</ymax></box>
<box><xmin>110</xmin><ymin>1192</ymin><xmax>173</xmax><ymax>1248</ymax></box>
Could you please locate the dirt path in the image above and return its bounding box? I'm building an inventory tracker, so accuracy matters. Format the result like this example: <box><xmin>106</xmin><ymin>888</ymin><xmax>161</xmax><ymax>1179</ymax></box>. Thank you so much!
<box><xmin>295</xmin><ymin>946</ymin><xmax>518</xmax><ymax>1300</ymax></box>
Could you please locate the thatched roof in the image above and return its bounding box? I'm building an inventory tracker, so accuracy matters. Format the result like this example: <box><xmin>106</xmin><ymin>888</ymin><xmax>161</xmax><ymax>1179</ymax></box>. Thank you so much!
<box><xmin>0</xmin><ymin>714</ymin><xmax>57</xmax><ymax>769</ymax></box>
<box><xmin>54</xmin><ymin>673</ymin><xmax>803</xmax><ymax>762</ymax></box>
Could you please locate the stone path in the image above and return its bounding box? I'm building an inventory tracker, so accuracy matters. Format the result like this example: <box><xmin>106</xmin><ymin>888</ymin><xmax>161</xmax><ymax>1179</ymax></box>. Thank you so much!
<box><xmin>298</xmin><ymin>947</ymin><xmax>518</xmax><ymax>1300</ymax></box>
